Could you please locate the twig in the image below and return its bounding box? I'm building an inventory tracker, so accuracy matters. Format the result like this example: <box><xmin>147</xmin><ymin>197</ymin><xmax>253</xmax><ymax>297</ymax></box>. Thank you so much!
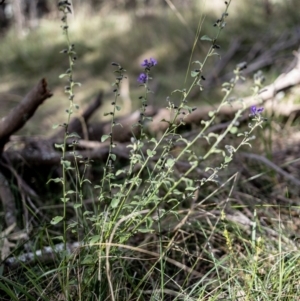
<box><xmin>243</xmin><ymin>28</ymin><xmax>300</xmax><ymax>75</ymax></box>
<box><xmin>3</xmin><ymin>242</ymin><xmax>80</xmax><ymax>271</ymax></box>
<box><xmin>240</xmin><ymin>152</ymin><xmax>300</xmax><ymax>187</ymax></box>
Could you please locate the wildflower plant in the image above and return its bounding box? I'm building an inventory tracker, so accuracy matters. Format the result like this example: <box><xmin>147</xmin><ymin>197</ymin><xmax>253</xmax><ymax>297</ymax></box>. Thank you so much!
<box><xmin>47</xmin><ymin>0</ymin><xmax>84</xmax><ymax>298</ymax></box>
<box><xmin>47</xmin><ymin>0</ymin><xmax>268</xmax><ymax>299</ymax></box>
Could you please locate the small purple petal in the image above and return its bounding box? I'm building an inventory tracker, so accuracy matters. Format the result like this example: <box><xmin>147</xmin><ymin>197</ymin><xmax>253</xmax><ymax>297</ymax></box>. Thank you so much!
<box><xmin>250</xmin><ymin>106</ymin><xmax>257</xmax><ymax>115</ymax></box>
<box><xmin>150</xmin><ymin>58</ymin><xmax>157</xmax><ymax>66</ymax></box>
<box><xmin>250</xmin><ymin>105</ymin><xmax>264</xmax><ymax>116</ymax></box>
<box><xmin>141</xmin><ymin>58</ymin><xmax>157</xmax><ymax>69</ymax></box>
<box><xmin>257</xmin><ymin>107</ymin><xmax>264</xmax><ymax>114</ymax></box>
<box><xmin>137</xmin><ymin>73</ymin><xmax>148</xmax><ymax>84</ymax></box>
<box><xmin>141</xmin><ymin>59</ymin><xmax>149</xmax><ymax>67</ymax></box>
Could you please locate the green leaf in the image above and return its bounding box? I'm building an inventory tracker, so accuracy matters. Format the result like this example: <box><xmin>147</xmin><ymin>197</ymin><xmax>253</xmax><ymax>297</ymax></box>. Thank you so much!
<box><xmin>46</xmin><ymin>177</ymin><xmax>63</xmax><ymax>184</ymax></box>
<box><xmin>61</xmin><ymin>197</ymin><xmax>70</xmax><ymax>203</ymax></box>
<box><xmin>185</xmin><ymin>187</ymin><xmax>196</xmax><ymax>191</ymax></box>
<box><xmin>192</xmin><ymin>60</ymin><xmax>203</xmax><ymax>68</ymax></box>
<box><xmin>82</xmin><ymin>179</ymin><xmax>92</xmax><ymax>184</ymax></box>
<box><xmin>61</xmin><ymin>160</ymin><xmax>71</xmax><ymax>168</ymax></box>
<box><xmin>111</xmin><ymin>198</ymin><xmax>120</xmax><ymax>208</ymax></box>
<box><xmin>196</xmin><ymin>80</ymin><xmax>203</xmax><ymax>91</ymax></box>
<box><xmin>67</xmin><ymin>222</ymin><xmax>78</xmax><ymax>229</ymax></box>
<box><xmin>209</xmin><ymin>52</ymin><xmax>220</xmax><ymax>57</ymax></box>
<box><xmin>101</xmin><ymin>135</ymin><xmax>110</xmax><ymax>142</ymax></box>
<box><xmin>146</xmin><ymin>217</ymin><xmax>154</xmax><ymax>228</ymax></box>
<box><xmin>224</xmin><ymin>156</ymin><xmax>232</xmax><ymax>164</ymax></box>
<box><xmin>89</xmin><ymin>235</ymin><xmax>101</xmax><ymax>244</ymax></box>
<box><xmin>128</xmin><ymin>177</ymin><xmax>142</xmax><ymax>187</ymax></box>
<box><xmin>53</xmin><ymin>235</ymin><xmax>64</xmax><ymax>242</ymax></box>
<box><xmin>243</xmin><ymin>142</ymin><xmax>252</xmax><ymax>148</ymax></box>
<box><xmin>183</xmin><ymin>105</ymin><xmax>193</xmax><ymax>114</ymax></box>
<box><xmin>207</xmin><ymin>132</ymin><xmax>219</xmax><ymax>139</ymax></box>
<box><xmin>59</xmin><ymin>73</ymin><xmax>68</xmax><ymax>79</ymax></box>
<box><xmin>230</xmin><ymin>126</ymin><xmax>238</xmax><ymax>134</ymax></box>
<box><xmin>171</xmin><ymin>89</ymin><xmax>184</xmax><ymax>95</ymax></box>
<box><xmin>200</xmin><ymin>35</ymin><xmax>212</xmax><ymax>41</ymax></box>
<box><xmin>116</xmin><ymin>105</ymin><xmax>121</xmax><ymax>111</ymax></box>
<box><xmin>52</xmin><ymin>124</ymin><xmax>59</xmax><ymax>129</ymax></box>
<box><xmin>50</xmin><ymin>216</ymin><xmax>64</xmax><ymax>225</ymax></box>
<box><xmin>149</xmin><ymin>138</ymin><xmax>157</xmax><ymax>145</ymax></box>
<box><xmin>82</xmin><ymin>255</ymin><xmax>95</xmax><ymax>264</ymax></box>
<box><xmin>172</xmin><ymin>190</ymin><xmax>182</xmax><ymax>195</ymax></box>
<box><xmin>54</xmin><ymin>143</ymin><xmax>64</xmax><ymax>150</ymax></box>
<box><xmin>167</xmin><ymin>198</ymin><xmax>180</xmax><ymax>203</ymax></box>
<box><xmin>66</xmin><ymin>190</ymin><xmax>76</xmax><ymax>195</ymax></box>
<box><xmin>208</xmin><ymin>111</ymin><xmax>215</xmax><ymax>117</ymax></box>
<box><xmin>67</xmin><ymin>132</ymin><xmax>81</xmax><ymax>139</ymax></box>
<box><xmin>74</xmin><ymin>204</ymin><xmax>82</xmax><ymax>209</ymax></box>
<box><xmin>166</xmin><ymin>158</ymin><xmax>175</xmax><ymax>168</ymax></box>
<box><xmin>115</xmin><ymin>169</ymin><xmax>125</xmax><ymax>176</ymax></box>
<box><xmin>161</xmin><ymin>119</ymin><xmax>170</xmax><ymax>124</ymax></box>
<box><xmin>110</xmin><ymin>154</ymin><xmax>116</xmax><ymax>161</ymax></box>
<box><xmin>111</xmin><ymin>184</ymin><xmax>122</xmax><ymax>189</ymax></box>
<box><xmin>145</xmin><ymin>116</ymin><xmax>153</xmax><ymax>121</ymax></box>
<box><xmin>138</xmin><ymin>228</ymin><xmax>153</xmax><ymax>233</ymax></box>
<box><xmin>191</xmin><ymin>70</ymin><xmax>199</xmax><ymax>78</ymax></box>
<box><xmin>147</xmin><ymin>149</ymin><xmax>153</xmax><ymax>157</ymax></box>
<box><xmin>114</xmin><ymin>122</ymin><xmax>123</xmax><ymax>128</ymax></box>
<box><xmin>176</xmin><ymin>137</ymin><xmax>188</xmax><ymax>145</ymax></box>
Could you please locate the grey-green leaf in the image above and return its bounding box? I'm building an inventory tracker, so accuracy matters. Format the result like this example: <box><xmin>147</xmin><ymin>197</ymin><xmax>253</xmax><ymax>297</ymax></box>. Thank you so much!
<box><xmin>200</xmin><ymin>35</ymin><xmax>212</xmax><ymax>41</ymax></box>
<box><xmin>51</xmin><ymin>216</ymin><xmax>64</xmax><ymax>225</ymax></box>
<box><xmin>101</xmin><ymin>135</ymin><xmax>110</xmax><ymax>142</ymax></box>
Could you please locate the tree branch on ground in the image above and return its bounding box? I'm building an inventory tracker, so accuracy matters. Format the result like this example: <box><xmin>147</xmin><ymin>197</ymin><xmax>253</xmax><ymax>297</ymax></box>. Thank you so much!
<box><xmin>0</xmin><ymin>78</ymin><xmax>52</xmax><ymax>154</ymax></box>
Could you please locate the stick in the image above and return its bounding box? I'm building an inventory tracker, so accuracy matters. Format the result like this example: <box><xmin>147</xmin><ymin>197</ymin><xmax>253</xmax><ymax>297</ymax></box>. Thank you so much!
<box><xmin>0</xmin><ymin>79</ymin><xmax>52</xmax><ymax>153</ymax></box>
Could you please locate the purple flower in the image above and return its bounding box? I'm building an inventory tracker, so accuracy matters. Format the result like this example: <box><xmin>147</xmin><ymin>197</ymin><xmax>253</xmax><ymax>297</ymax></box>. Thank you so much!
<box><xmin>137</xmin><ymin>73</ymin><xmax>148</xmax><ymax>84</ymax></box>
<box><xmin>141</xmin><ymin>58</ymin><xmax>157</xmax><ymax>69</ymax></box>
<box><xmin>250</xmin><ymin>105</ymin><xmax>264</xmax><ymax>116</ymax></box>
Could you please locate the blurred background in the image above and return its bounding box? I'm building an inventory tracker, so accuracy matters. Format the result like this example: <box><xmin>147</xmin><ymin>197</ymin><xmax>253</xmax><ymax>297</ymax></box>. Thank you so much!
<box><xmin>0</xmin><ymin>0</ymin><xmax>300</xmax><ymax>136</ymax></box>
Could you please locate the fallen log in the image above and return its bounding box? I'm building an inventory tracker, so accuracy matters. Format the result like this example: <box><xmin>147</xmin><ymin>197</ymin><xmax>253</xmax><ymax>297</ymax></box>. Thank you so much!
<box><xmin>4</xmin><ymin>142</ymin><xmax>130</xmax><ymax>166</ymax></box>
<box><xmin>0</xmin><ymin>78</ymin><xmax>53</xmax><ymax>154</ymax></box>
<box><xmin>147</xmin><ymin>48</ymin><xmax>300</xmax><ymax>134</ymax></box>
<box><xmin>0</xmin><ymin>79</ymin><xmax>52</xmax><ymax>229</ymax></box>
<box><xmin>202</xmin><ymin>26</ymin><xmax>300</xmax><ymax>91</ymax></box>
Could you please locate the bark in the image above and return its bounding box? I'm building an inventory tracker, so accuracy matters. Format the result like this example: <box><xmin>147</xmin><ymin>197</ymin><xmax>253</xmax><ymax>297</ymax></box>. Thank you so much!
<box><xmin>0</xmin><ymin>78</ymin><xmax>53</xmax><ymax>154</ymax></box>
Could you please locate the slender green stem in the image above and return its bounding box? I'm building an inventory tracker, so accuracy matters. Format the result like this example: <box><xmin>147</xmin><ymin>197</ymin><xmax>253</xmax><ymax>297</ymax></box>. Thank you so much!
<box><xmin>58</xmin><ymin>2</ymin><xmax>79</xmax><ymax>297</ymax></box>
